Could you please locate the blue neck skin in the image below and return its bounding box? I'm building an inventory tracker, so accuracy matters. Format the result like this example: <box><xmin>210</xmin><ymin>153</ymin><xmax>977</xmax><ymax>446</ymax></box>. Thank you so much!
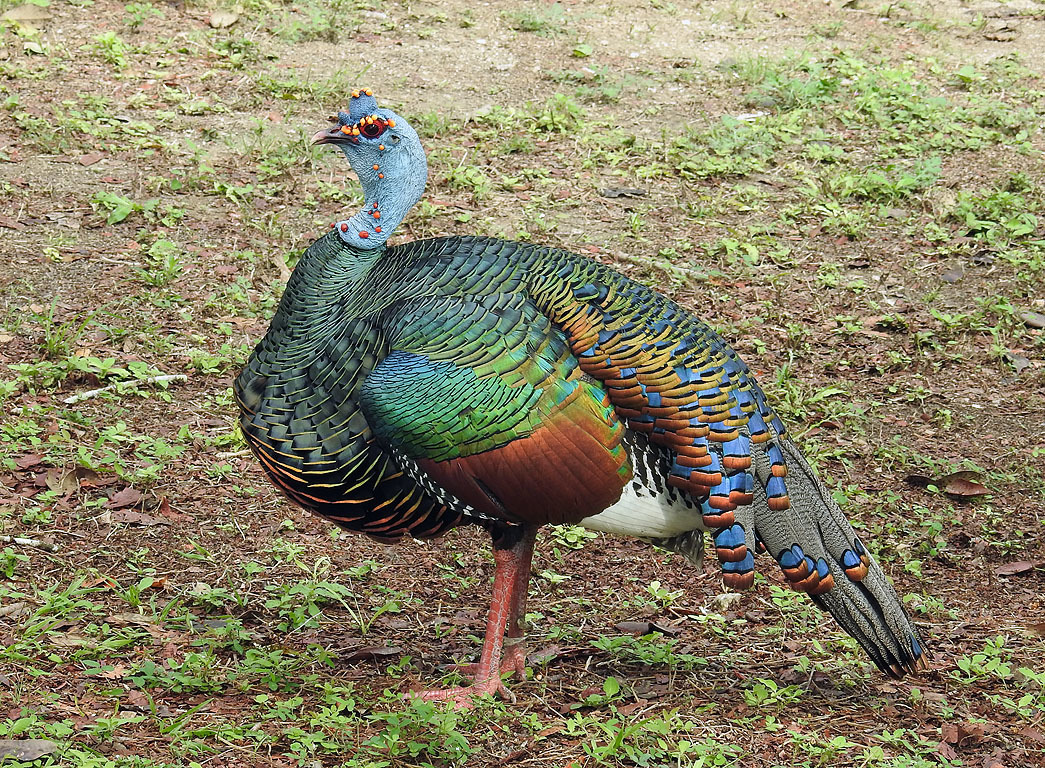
<box><xmin>331</xmin><ymin>105</ymin><xmax>428</xmax><ymax>251</ymax></box>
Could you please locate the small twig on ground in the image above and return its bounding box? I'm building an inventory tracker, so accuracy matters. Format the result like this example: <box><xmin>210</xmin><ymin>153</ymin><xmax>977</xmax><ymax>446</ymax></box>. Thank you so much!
<box><xmin>0</xmin><ymin>535</ymin><xmax>59</xmax><ymax>553</ymax></box>
<box><xmin>62</xmin><ymin>374</ymin><xmax>188</xmax><ymax>405</ymax></box>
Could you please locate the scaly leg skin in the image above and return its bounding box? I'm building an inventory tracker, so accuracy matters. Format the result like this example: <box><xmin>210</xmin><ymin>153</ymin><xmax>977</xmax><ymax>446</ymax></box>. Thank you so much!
<box><xmin>411</xmin><ymin>526</ymin><xmax>537</xmax><ymax>708</ymax></box>
<box><xmin>501</xmin><ymin>542</ymin><xmax>532</xmax><ymax>681</ymax></box>
<box><xmin>450</xmin><ymin>611</ymin><xmax>528</xmax><ymax>681</ymax></box>
<box><xmin>451</xmin><ymin>548</ymin><xmax>532</xmax><ymax>682</ymax></box>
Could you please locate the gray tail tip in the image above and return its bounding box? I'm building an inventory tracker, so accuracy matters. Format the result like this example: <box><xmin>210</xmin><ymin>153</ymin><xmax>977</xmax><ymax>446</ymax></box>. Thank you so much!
<box><xmin>883</xmin><ymin>633</ymin><xmax>930</xmax><ymax>679</ymax></box>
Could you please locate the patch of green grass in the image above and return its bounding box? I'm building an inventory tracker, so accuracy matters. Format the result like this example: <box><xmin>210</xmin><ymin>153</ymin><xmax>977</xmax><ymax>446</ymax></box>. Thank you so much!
<box><xmin>530</xmin><ymin>92</ymin><xmax>585</xmax><ymax>133</ymax></box>
<box><xmin>559</xmin><ymin>707</ymin><xmax>738</xmax><ymax>765</ymax></box>
<box><xmin>90</xmin><ymin>191</ymin><xmax>182</xmax><ymax>226</ymax></box>
<box><xmin>547</xmin><ymin>65</ymin><xmax>632</xmax><ymax>104</ymax></box>
<box><xmin>91</xmin><ymin>31</ymin><xmax>129</xmax><ymax>69</ymax></box>
<box><xmin>266</xmin><ymin>0</ymin><xmax>365</xmax><ymax>43</ymax></box>
<box><xmin>504</xmin><ymin>2</ymin><xmax>566</xmax><ymax>36</ymax></box>
<box><xmin>591</xmin><ymin>634</ymin><xmax>708</xmax><ymax>670</ymax></box>
<box><xmin>446</xmin><ymin>164</ymin><xmax>491</xmax><ymax>202</ymax></box>
<box><xmin>124</xmin><ymin>1</ymin><xmax>164</xmax><ymax>29</ymax></box>
<box><xmin>742</xmin><ymin>677</ymin><xmax>805</xmax><ymax>710</ymax></box>
<box><xmin>253</xmin><ymin>66</ymin><xmax>357</xmax><ymax>102</ymax></box>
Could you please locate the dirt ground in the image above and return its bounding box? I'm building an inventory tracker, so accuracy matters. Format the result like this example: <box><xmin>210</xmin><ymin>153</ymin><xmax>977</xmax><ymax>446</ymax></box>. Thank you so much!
<box><xmin>1</xmin><ymin>0</ymin><xmax>1044</xmax><ymax>766</ymax></box>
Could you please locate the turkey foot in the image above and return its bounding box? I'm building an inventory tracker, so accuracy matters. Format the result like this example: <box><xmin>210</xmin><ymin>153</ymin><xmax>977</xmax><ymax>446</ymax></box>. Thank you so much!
<box><xmin>450</xmin><ymin>636</ymin><xmax>527</xmax><ymax>681</ymax></box>
<box><xmin>420</xmin><ymin>639</ymin><xmax>526</xmax><ymax>707</ymax></box>
<box><xmin>410</xmin><ymin>674</ymin><xmax>513</xmax><ymax>708</ymax></box>
<box><xmin>407</xmin><ymin>526</ymin><xmax>536</xmax><ymax>708</ymax></box>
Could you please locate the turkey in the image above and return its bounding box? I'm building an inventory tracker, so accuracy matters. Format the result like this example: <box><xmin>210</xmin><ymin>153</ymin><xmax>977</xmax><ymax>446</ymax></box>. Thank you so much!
<box><xmin>236</xmin><ymin>89</ymin><xmax>927</xmax><ymax>706</ymax></box>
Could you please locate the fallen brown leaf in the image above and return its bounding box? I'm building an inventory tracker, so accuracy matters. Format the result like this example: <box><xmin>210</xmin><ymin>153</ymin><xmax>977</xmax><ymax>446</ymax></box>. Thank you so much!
<box><xmin>935</xmin><ymin>740</ymin><xmax>959</xmax><ymax>761</ymax></box>
<box><xmin>615</xmin><ymin>699</ymin><xmax>648</xmax><ymax>716</ymax></box>
<box><xmin>78</xmin><ymin>152</ymin><xmax>104</xmax><ymax>166</ymax></box>
<box><xmin>942</xmin><ymin>721</ymin><xmax>986</xmax><ymax>748</ymax></box>
<box><xmin>14</xmin><ymin>454</ymin><xmax>44</xmax><ymax>470</ymax></box>
<box><xmin>904</xmin><ymin>474</ymin><xmax>934</xmax><ymax>489</ymax></box>
<box><xmin>44</xmin><ymin>468</ymin><xmax>78</xmax><ymax>495</ymax></box>
<box><xmin>343</xmin><ymin>645</ymin><xmax>404</xmax><ymax>663</ymax></box>
<box><xmin>1020</xmin><ymin>725</ymin><xmax>1045</xmax><ymax>743</ymax></box>
<box><xmin>939</xmin><ymin>471</ymin><xmax>989</xmax><ymax>498</ymax></box>
<box><xmin>106</xmin><ymin>486</ymin><xmax>143</xmax><ymax>509</ymax></box>
<box><xmin>209</xmin><ymin>9</ymin><xmax>238</xmax><ymax>28</ymax></box>
<box><xmin>995</xmin><ymin>560</ymin><xmax>1045</xmax><ymax>577</ymax></box>
<box><xmin>124</xmin><ymin>689</ymin><xmax>149</xmax><ymax>709</ymax></box>
<box><xmin>106</xmin><ymin>612</ymin><xmax>157</xmax><ymax>627</ymax></box>
<box><xmin>88</xmin><ymin>663</ymin><xmax>128</xmax><ymax>680</ymax></box>
<box><xmin>959</xmin><ymin>722</ymin><xmax>985</xmax><ymax>744</ymax></box>
<box><xmin>79</xmin><ymin>468</ymin><xmax>118</xmax><ymax>488</ymax></box>
<box><xmin>111</xmin><ymin>509</ymin><xmax>169</xmax><ymax>526</ymax></box>
<box><xmin>1004</xmin><ymin>351</ymin><xmax>1030</xmax><ymax>375</ymax></box>
<box><xmin>81</xmin><ymin>576</ymin><xmax>119</xmax><ymax>589</ymax></box>
<box><xmin>0</xmin><ymin>741</ymin><xmax>58</xmax><ymax>761</ymax></box>
<box><xmin>0</xmin><ymin>603</ymin><xmax>27</xmax><ymax>619</ymax></box>
<box><xmin>1</xmin><ymin>4</ymin><xmax>52</xmax><ymax>21</ymax></box>
<box><xmin>155</xmin><ymin>497</ymin><xmax>192</xmax><ymax>522</ymax></box>
<box><xmin>47</xmin><ymin>631</ymin><xmax>96</xmax><ymax>649</ymax></box>
<box><xmin>613</xmin><ymin>620</ymin><xmax>681</xmax><ymax>636</ymax></box>
<box><xmin>944</xmin><ymin>469</ymin><xmax>980</xmax><ymax>480</ymax></box>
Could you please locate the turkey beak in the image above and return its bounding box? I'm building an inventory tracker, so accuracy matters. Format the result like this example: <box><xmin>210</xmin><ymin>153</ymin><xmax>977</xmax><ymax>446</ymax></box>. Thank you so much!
<box><xmin>312</xmin><ymin>126</ymin><xmax>349</xmax><ymax>145</ymax></box>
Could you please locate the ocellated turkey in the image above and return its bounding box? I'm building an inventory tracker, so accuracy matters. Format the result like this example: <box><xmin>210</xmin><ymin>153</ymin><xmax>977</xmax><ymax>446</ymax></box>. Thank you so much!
<box><xmin>236</xmin><ymin>90</ymin><xmax>927</xmax><ymax>706</ymax></box>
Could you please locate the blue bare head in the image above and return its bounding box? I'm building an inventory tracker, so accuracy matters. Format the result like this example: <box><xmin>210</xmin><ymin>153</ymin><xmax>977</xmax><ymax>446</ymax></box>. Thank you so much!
<box><xmin>313</xmin><ymin>89</ymin><xmax>427</xmax><ymax>250</ymax></box>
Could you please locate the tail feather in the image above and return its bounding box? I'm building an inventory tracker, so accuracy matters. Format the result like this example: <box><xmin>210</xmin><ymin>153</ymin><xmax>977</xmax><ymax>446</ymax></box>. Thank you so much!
<box><xmin>750</xmin><ymin>437</ymin><xmax>926</xmax><ymax>676</ymax></box>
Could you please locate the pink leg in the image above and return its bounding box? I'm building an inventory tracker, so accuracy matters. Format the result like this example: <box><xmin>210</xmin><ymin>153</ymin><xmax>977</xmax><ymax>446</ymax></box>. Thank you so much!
<box><xmin>500</xmin><ymin>542</ymin><xmax>532</xmax><ymax>680</ymax></box>
<box><xmin>411</xmin><ymin>527</ymin><xmax>537</xmax><ymax>707</ymax></box>
<box><xmin>453</xmin><ymin>541</ymin><xmax>530</xmax><ymax>681</ymax></box>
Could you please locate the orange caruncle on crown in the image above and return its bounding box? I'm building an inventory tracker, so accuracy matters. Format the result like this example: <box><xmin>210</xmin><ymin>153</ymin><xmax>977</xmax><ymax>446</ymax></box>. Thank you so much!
<box><xmin>331</xmin><ymin>89</ymin><xmax>395</xmax><ymax>142</ymax></box>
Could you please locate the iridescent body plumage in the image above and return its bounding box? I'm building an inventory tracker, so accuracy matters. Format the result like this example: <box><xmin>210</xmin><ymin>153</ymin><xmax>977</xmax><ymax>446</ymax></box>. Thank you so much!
<box><xmin>236</xmin><ymin>91</ymin><xmax>926</xmax><ymax>703</ymax></box>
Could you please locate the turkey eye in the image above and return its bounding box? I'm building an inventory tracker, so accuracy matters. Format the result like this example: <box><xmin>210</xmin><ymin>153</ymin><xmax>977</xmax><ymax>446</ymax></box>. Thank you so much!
<box><xmin>361</xmin><ymin>121</ymin><xmax>385</xmax><ymax>138</ymax></box>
